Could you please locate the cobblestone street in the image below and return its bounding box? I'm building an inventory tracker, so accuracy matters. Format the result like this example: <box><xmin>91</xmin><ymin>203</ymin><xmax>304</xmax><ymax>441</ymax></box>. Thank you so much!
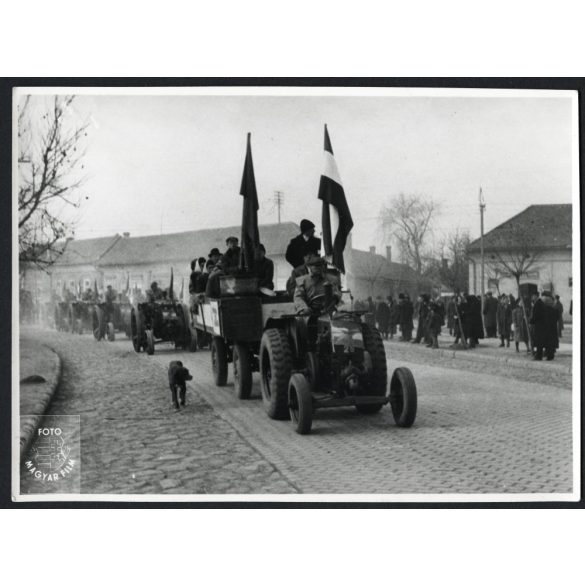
<box><xmin>19</xmin><ymin>327</ymin><xmax>574</xmax><ymax>496</ymax></box>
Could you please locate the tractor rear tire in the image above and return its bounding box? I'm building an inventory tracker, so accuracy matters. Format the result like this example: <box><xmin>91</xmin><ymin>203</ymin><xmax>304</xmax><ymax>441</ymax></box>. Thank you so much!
<box><xmin>289</xmin><ymin>373</ymin><xmax>313</xmax><ymax>434</ymax></box>
<box><xmin>211</xmin><ymin>336</ymin><xmax>228</xmax><ymax>386</ymax></box>
<box><xmin>233</xmin><ymin>342</ymin><xmax>252</xmax><ymax>399</ymax></box>
<box><xmin>145</xmin><ymin>329</ymin><xmax>155</xmax><ymax>355</ymax></box>
<box><xmin>107</xmin><ymin>322</ymin><xmax>115</xmax><ymax>342</ymax></box>
<box><xmin>390</xmin><ymin>367</ymin><xmax>417</xmax><ymax>427</ymax></box>
<box><xmin>356</xmin><ymin>324</ymin><xmax>387</xmax><ymax>414</ymax></box>
<box><xmin>259</xmin><ymin>328</ymin><xmax>292</xmax><ymax>420</ymax></box>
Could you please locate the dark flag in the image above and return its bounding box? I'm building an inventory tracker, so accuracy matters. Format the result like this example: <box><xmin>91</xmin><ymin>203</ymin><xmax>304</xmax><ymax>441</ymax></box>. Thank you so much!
<box><xmin>318</xmin><ymin>124</ymin><xmax>353</xmax><ymax>273</ymax></box>
<box><xmin>179</xmin><ymin>277</ymin><xmax>184</xmax><ymax>300</ymax></box>
<box><xmin>169</xmin><ymin>268</ymin><xmax>174</xmax><ymax>301</ymax></box>
<box><xmin>239</xmin><ymin>133</ymin><xmax>260</xmax><ymax>272</ymax></box>
<box><xmin>93</xmin><ymin>279</ymin><xmax>99</xmax><ymax>299</ymax></box>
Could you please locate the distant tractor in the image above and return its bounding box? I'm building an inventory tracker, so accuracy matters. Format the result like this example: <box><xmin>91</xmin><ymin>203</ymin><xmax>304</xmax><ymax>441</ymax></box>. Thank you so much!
<box><xmin>130</xmin><ymin>298</ymin><xmax>196</xmax><ymax>355</ymax></box>
<box><xmin>92</xmin><ymin>300</ymin><xmax>132</xmax><ymax>341</ymax></box>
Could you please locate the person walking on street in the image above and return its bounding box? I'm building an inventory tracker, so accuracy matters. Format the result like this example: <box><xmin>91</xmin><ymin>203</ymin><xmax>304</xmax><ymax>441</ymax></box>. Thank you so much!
<box><xmin>388</xmin><ymin>296</ymin><xmax>399</xmax><ymax>339</ymax></box>
<box><xmin>496</xmin><ymin>294</ymin><xmax>513</xmax><ymax>348</ymax></box>
<box><xmin>446</xmin><ymin>295</ymin><xmax>456</xmax><ymax>336</ymax></box>
<box><xmin>425</xmin><ymin>301</ymin><xmax>442</xmax><ymax>349</ymax></box>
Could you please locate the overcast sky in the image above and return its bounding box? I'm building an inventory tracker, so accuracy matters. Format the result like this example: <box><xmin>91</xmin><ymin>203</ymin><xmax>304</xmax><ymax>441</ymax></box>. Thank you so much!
<box><xmin>21</xmin><ymin>91</ymin><xmax>575</xmax><ymax>254</ymax></box>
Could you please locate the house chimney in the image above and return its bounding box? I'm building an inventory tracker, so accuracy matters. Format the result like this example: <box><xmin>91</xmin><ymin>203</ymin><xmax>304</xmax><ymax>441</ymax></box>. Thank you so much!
<box><xmin>386</xmin><ymin>245</ymin><xmax>392</xmax><ymax>262</ymax></box>
<box><xmin>369</xmin><ymin>246</ymin><xmax>376</xmax><ymax>255</ymax></box>
<box><xmin>123</xmin><ymin>232</ymin><xmax>130</xmax><ymax>238</ymax></box>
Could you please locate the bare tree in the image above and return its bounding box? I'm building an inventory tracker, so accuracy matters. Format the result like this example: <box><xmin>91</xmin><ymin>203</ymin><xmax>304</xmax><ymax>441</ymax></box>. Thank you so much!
<box><xmin>487</xmin><ymin>220</ymin><xmax>542</xmax><ymax>295</ymax></box>
<box><xmin>18</xmin><ymin>95</ymin><xmax>89</xmax><ymax>269</ymax></box>
<box><xmin>379</xmin><ymin>193</ymin><xmax>439</xmax><ymax>277</ymax></box>
<box><xmin>360</xmin><ymin>251</ymin><xmax>385</xmax><ymax>297</ymax></box>
<box><xmin>439</xmin><ymin>229</ymin><xmax>471</xmax><ymax>293</ymax></box>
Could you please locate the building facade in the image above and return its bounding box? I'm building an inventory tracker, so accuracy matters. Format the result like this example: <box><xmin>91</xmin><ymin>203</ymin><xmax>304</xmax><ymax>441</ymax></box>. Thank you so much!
<box><xmin>468</xmin><ymin>204</ymin><xmax>572</xmax><ymax>319</ymax></box>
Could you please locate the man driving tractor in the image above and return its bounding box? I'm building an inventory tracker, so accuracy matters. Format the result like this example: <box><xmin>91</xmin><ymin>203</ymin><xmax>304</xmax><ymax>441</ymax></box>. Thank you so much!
<box><xmin>294</xmin><ymin>256</ymin><xmax>341</xmax><ymax>315</ymax></box>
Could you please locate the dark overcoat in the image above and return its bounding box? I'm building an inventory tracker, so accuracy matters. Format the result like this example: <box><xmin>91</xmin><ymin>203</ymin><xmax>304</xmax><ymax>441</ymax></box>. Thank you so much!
<box><xmin>483</xmin><ymin>296</ymin><xmax>498</xmax><ymax>329</ymax></box>
<box><xmin>285</xmin><ymin>234</ymin><xmax>321</xmax><ymax>269</ymax></box>
<box><xmin>496</xmin><ymin>302</ymin><xmax>513</xmax><ymax>337</ymax></box>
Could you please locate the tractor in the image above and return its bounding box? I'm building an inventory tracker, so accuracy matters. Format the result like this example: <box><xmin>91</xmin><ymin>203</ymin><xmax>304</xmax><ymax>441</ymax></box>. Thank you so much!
<box><xmin>92</xmin><ymin>300</ymin><xmax>132</xmax><ymax>341</ymax></box>
<box><xmin>130</xmin><ymin>297</ymin><xmax>196</xmax><ymax>355</ymax></box>
<box><xmin>258</xmin><ymin>283</ymin><xmax>417</xmax><ymax>434</ymax></box>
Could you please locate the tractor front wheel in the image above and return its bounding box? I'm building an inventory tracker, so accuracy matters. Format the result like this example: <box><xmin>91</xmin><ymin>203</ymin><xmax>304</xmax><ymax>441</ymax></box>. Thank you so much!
<box><xmin>390</xmin><ymin>367</ymin><xmax>417</xmax><ymax>427</ymax></box>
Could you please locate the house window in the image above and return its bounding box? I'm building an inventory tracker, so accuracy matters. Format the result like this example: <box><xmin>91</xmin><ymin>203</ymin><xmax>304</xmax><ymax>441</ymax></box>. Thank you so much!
<box><xmin>569</xmin><ymin>277</ymin><xmax>573</xmax><ymax>288</ymax></box>
<box><xmin>68</xmin><ymin>280</ymin><xmax>75</xmax><ymax>290</ymax></box>
<box><xmin>487</xmin><ymin>278</ymin><xmax>499</xmax><ymax>289</ymax></box>
<box><xmin>84</xmin><ymin>279</ymin><xmax>91</xmax><ymax>290</ymax></box>
<box><xmin>525</xmin><ymin>271</ymin><xmax>539</xmax><ymax>279</ymax></box>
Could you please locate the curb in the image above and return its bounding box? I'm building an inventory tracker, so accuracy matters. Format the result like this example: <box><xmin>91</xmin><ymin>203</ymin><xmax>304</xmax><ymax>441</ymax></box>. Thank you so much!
<box><xmin>19</xmin><ymin>347</ymin><xmax>63</xmax><ymax>462</ymax></box>
<box><xmin>385</xmin><ymin>340</ymin><xmax>572</xmax><ymax>375</ymax></box>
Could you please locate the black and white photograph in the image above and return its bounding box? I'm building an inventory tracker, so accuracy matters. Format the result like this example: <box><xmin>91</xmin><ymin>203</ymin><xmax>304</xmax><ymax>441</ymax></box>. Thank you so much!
<box><xmin>12</xmin><ymin>85</ymin><xmax>580</xmax><ymax>502</ymax></box>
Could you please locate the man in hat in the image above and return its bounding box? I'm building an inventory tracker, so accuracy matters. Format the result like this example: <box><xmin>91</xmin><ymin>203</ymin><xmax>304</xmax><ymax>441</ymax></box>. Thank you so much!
<box><xmin>217</xmin><ymin>236</ymin><xmax>241</xmax><ymax>275</ymax></box>
<box><xmin>146</xmin><ymin>281</ymin><xmax>164</xmax><ymax>302</ymax></box>
<box><xmin>294</xmin><ymin>256</ymin><xmax>341</xmax><ymax>315</ymax></box>
<box><xmin>255</xmin><ymin>243</ymin><xmax>274</xmax><ymax>290</ymax></box>
<box><xmin>286</xmin><ymin>251</ymin><xmax>319</xmax><ymax>296</ymax></box>
<box><xmin>285</xmin><ymin>219</ymin><xmax>321</xmax><ymax>269</ymax></box>
<box><xmin>482</xmin><ymin>291</ymin><xmax>498</xmax><ymax>338</ymax></box>
<box><xmin>530</xmin><ymin>290</ymin><xmax>559</xmax><ymax>360</ymax></box>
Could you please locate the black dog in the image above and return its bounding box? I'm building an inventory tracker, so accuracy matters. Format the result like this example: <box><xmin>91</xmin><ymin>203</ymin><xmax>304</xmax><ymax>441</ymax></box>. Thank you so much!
<box><xmin>167</xmin><ymin>361</ymin><xmax>193</xmax><ymax>410</ymax></box>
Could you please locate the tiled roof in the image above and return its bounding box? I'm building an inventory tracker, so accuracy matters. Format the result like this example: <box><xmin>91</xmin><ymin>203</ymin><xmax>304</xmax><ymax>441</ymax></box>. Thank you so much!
<box><xmin>468</xmin><ymin>204</ymin><xmax>572</xmax><ymax>252</ymax></box>
<box><xmin>349</xmin><ymin>248</ymin><xmax>418</xmax><ymax>282</ymax></box>
<box><xmin>52</xmin><ymin>235</ymin><xmax>121</xmax><ymax>266</ymax></box>
<box><xmin>97</xmin><ymin>222</ymin><xmax>300</xmax><ymax>267</ymax></box>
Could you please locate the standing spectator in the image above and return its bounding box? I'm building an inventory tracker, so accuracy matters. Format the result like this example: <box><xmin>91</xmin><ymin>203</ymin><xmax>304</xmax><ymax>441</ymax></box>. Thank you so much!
<box><xmin>399</xmin><ymin>293</ymin><xmax>414</xmax><ymax>341</ymax></box>
<box><xmin>530</xmin><ymin>291</ymin><xmax>559</xmax><ymax>361</ymax></box>
<box><xmin>482</xmin><ymin>291</ymin><xmax>498</xmax><ymax>338</ymax></box>
<box><xmin>375</xmin><ymin>296</ymin><xmax>391</xmax><ymax>339</ymax></box>
<box><xmin>446</xmin><ymin>295</ymin><xmax>456</xmax><ymax>336</ymax></box>
<box><xmin>412</xmin><ymin>294</ymin><xmax>430</xmax><ymax>344</ymax></box>
<box><xmin>496</xmin><ymin>294</ymin><xmax>513</xmax><ymax>348</ymax></box>
<box><xmin>255</xmin><ymin>243</ymin><xmax>275</xmax><ymax>290</ymax></box>
<box><xmin>512</xmin><ymin>299</ymin><xmax>530</xmax><ymax>353</ymax></box>
<box><xmin>464</xmin><ymin>293</ymin><xmax>484</xmax><ymax>348</ymax></box>
<box><xmin>425</xmin><ymin>301</ymin><xmax>442</xmax><ymax>349</ymax></box>
<box><xmin>554</xmin><ymin>295</ymin><xmax>564</xmax><ymax>338</ymax></box>
<box><xmin>388</xmin><ymin>296</ymin><xmax>399</xmax><ymax>339</ymax></box>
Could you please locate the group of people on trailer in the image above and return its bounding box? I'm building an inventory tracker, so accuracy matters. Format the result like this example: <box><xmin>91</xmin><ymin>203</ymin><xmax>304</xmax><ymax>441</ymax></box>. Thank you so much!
<box><xmin>184</xmin><ymin>218</ymin><xmax>342</xmax><ymax>316</ymax></box>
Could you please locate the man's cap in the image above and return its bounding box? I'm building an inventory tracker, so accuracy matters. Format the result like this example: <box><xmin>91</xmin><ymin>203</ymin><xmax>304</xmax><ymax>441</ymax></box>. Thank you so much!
<box><xmin>209</xmin><ymin>248</ymin><xmax>220</xmax><ymax>257</ymax></box>
<box><xmin>300</xmin><ymin>219</ymin><xmax>315</xmax><ymax>233</ymax></box>
<box><xmin>398</xmin><ymin>293</ymin><xmax>405</xmax><ymax>299</ymax></box>
<box><xmin>258</xmin><ymin>243</ymin><xmax>266</xmax><ymax>253</ymax></box>
<box><xmin>486</xmin><ymin>291</ymin><xmax>492</xmax><ymax>295</ymax></box>
<box><xmin>306</xmin><ymin>255</ymin><xmax>326</xmax><ymax>266</ymax></box>
<box><xmin>226</xmin><ymin>236</ymin><xmax>238</xmax><ymax>244</ymax></box>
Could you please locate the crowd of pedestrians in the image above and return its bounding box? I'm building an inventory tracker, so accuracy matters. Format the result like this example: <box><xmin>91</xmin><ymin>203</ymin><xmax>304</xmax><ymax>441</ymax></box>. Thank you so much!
<box><xmin>361</xmin><ymin>289</ymin><xmax>568</xmax><ymax>362</ymax></box>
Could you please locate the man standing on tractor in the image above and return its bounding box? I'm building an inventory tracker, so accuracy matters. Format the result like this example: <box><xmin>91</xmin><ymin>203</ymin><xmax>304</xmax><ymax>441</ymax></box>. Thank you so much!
<box><xmin>285</xmin><ymin>219</ymin><xmax>322</xmax><ymax>269</ymax></box>
<box><xmin>294</xmin><ymin>256</ymin><xmax>341</xmax><ymax>315</ymax></box>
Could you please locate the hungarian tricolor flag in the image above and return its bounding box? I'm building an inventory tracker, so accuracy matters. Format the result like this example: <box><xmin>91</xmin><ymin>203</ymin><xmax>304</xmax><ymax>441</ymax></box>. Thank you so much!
<box><xmin>239</xmin><ymin>133</ymin><xmax>260</xmax><ymax>272</ymax></box>
<box><xmin>318</xmin><ymin>124</ymin><xmax>354</xmax><ymax>273</ymax></box>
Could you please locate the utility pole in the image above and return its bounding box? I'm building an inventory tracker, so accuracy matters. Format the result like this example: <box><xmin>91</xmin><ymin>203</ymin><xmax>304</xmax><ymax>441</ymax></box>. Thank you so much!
<box><xmin>274</xmin><ymin>190</ymin><xmax>284</xmax><ymax>224</ymax></box>
<box><xmin>479</xmin><ymin>186</ymin><xmax>486</xmax><ymax>318</ymax></box>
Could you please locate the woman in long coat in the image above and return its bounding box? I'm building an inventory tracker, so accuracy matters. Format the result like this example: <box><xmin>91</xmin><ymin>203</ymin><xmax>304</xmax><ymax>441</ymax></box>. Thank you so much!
<box><xmin>496</xmin><ymin>295</ymin><xmax>513</xmax><ymax>348</ymax></box>
<box><xmin>375</xmin><ymin>297</ymin><xmax>391</xmax><ymax>339</ymax></box>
